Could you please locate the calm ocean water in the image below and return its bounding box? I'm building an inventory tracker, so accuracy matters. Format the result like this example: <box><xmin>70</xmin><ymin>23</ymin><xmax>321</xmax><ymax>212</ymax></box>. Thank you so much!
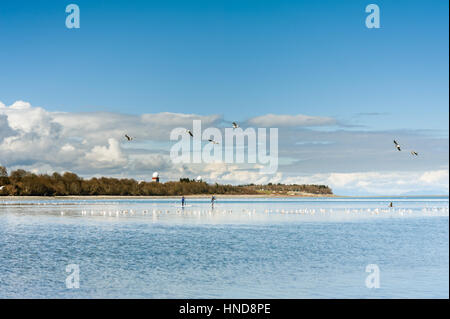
<box><xmin>0</xmin><ymin>196</ymin><xmax>448</xmax><ymax>298</ymax></box>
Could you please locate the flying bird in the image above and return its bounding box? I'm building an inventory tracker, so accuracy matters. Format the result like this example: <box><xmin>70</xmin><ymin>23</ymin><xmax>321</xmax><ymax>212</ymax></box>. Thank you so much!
<box><xmin>393</xmin><ymin>140</ymin><xmax>401</xmax><ymax>151</ymax></box>
<box><xmin>411</xmin><ymin>151</ymin><xmax>419</xmax><ymax>156</ymax></box>
<box><xmin>186</xmin><ymin>129</ymin><xmax>193</xmax><ymax>137</ymax></box>
<box><xmin>208</xmin><ymin>139</ymin><xmax>219</xmax><ymax>144</ymax></box>
<box><xmin>125</xmin><ymin>134</ymin><xmax>133</xmax><ymax>141</ymax></box>
<box><xmin>232</xmin><ymin>122</ymin><xmax>239</xmax><ymax>129</ymax></box>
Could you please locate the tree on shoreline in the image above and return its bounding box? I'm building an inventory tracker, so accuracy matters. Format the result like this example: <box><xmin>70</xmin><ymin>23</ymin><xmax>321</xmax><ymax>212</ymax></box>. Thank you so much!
<box><xmin>0</xmin><ymin>166</ymin><xmax>8</xmax><ymax>185</ymax></box>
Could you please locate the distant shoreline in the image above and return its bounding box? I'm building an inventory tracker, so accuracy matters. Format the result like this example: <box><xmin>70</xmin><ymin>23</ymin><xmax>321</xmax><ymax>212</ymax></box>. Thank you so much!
<box><xmin>0</xmin><ymin>194</ymin><xmax>448</xmax><ymax>200</ymax></box>
<box><xmin>0</xmin><ymin>194</ymin><xmax>338</xmax><ymax>200</ymax></box>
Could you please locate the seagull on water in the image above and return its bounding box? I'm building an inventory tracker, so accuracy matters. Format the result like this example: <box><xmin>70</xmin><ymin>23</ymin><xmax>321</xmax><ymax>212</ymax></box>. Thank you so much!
<box><xmin>411</xmin><ymin>151</ymin><xmax>419</xmax><ymax>156</ymax></box>
<box><xmin>393</xmin><ymin>140</ymin><xmax>401</xmax><ymax>151</ymax></box>
<box><xmin>186</xmin><ymin>129</ymin><xmax>193</xmax><ymax>137</ymax></box>
<box><xmin>232</xmin><ymin>122</ymin><xmax>239</xmax><ymax>129</ymax></box>
<box><xmin>125</xmin><ymin>134</ymin><xmax>133</xmax><ymax>141</ymax></box>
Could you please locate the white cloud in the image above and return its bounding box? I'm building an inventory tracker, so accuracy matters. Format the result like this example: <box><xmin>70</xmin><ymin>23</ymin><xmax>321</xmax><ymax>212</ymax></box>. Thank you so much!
<box><xmin>0</xmin><ymin>100</ymin><xmax>222</xmax><ymax>173</ymax></box>
<box><xmin>51</xmin><ymin>111</ymin><xmax>222</xmax><ymax>143</ymax></box>
<box><xmin>2</xmin><ymin>101</ymin><xmax>58</xmax><ymax>135</ymax></box>
<box><xmin>141</xmin><ymin>112</ymin><xmax>220</xmax><ymax>127</ymax></box>
<box><xmin>283</xmin><ymin>170</ymin><xmax>450</xmax><ymax>195</ymax></box>
<box><xmin>419</xmin><ymin>169</ymin><xmax>449</xmax><ymax>184</ymax></box>
<box><xmin>61</xmin><ymin>144</ymin><xmax>76</xmax><ymax>152</ymax></box>
<box><xmin>85</xmin><ymin>138</ymin><xmax>127</xmax><ymax>168</ymax></box>
<box><xmin>247</xmin><ymin>113</ymin><xmax>336</xmax><ymax>127</ymax></box>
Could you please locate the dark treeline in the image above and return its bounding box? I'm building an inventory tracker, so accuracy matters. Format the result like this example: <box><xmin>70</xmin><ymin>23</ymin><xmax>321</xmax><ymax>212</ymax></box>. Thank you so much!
<box><xmin>0</xmin><ymin>167</ymin><xmax>333</xmax><ymax>196</ymax></box>
<box><xmin>244</xmin><ymin>183</ymin><xmax>333</xmax><ymax>195</ymax></box>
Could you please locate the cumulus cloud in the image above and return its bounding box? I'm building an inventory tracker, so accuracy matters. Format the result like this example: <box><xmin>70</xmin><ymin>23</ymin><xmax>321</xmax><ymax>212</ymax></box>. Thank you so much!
<box><xmin>85</xmin><ymin>138</ymin><xmax>127</xmax><ymax>168</ymax></box>
<box><xmin>169</xmin><ymin>162</ymin><xmax>284</xmax><ymax>185</ymax></box>
<box><xmin>0</xmin><ymin>100</ymin><xmax>222</xmax><ymax>177</ymax></box>
<box><xmin>247</xmin><ymin>113</ymin><xmax>336</xmax><ymax>127</ymax></box>
<box><xmin>283</xmin><ymin>170</ymin><xmax>450</xmax><ymax>196</ymax></box>
<box><xmin>0</xmin><ymin>102</ymin><xmax>63</xmax><ymax>167</ymax></box>
<box><xmin>419</xmin><ymin>169</ymin><xmax>449</xmax><ymax>184</ymax></box>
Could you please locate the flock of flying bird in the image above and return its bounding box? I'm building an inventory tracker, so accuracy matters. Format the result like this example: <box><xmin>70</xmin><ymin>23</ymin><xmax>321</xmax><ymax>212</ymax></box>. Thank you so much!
<box><xmin>393</xmin><ymin>140</ymin><xmax>419</xmax><ymax>157</ymax></box>
<box><xmin>123</xmin><ymin>122</ymin><xmax>240</xmax><ymax>145</ymax></box>
<box><xmin>124</xmin><ymin>122</ymin><xmax>419</xmax><ymax>157</ymax></box>
<box><xmin>125</xmin><ymin>124</ymin><xmax>419</xmax><ymax>158</ymax></box>
<box><xmin>185</xmin><ymin>121</ymin><xmax>240</xmax><ymax>144</ymax></box>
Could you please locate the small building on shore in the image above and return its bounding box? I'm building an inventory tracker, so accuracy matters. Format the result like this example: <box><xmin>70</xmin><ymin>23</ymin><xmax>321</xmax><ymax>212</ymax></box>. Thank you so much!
<box><xmin>152</xmin><ymin>172</ymin><xmax>160</xmax><ymax>183</ymax></box>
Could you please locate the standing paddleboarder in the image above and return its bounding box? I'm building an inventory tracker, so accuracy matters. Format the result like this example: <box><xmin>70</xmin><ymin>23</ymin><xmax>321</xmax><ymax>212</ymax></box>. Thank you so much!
<box><xmin>211</xmin><ymin>195</ymin><xmax>216</xmax><ymax>209</ymax></box>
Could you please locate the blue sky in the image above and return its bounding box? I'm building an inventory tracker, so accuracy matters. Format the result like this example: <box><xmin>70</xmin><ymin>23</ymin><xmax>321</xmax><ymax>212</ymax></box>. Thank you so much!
<box><xmin>0</xmin><ymin>0</ymin><xmax>448</xmax><ymax>195</ymax></box>
<box><xmin>0</xmin><ymin>0</ymin><xmax>448</xmax><ymax>129</ymax></box>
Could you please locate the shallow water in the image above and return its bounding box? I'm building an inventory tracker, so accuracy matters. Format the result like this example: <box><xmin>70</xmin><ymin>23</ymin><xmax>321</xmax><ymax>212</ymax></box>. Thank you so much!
<box><xmin>0</xmin><ymin>196</ymin><xmax>448</xmax><ymax>298</ymax></box>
